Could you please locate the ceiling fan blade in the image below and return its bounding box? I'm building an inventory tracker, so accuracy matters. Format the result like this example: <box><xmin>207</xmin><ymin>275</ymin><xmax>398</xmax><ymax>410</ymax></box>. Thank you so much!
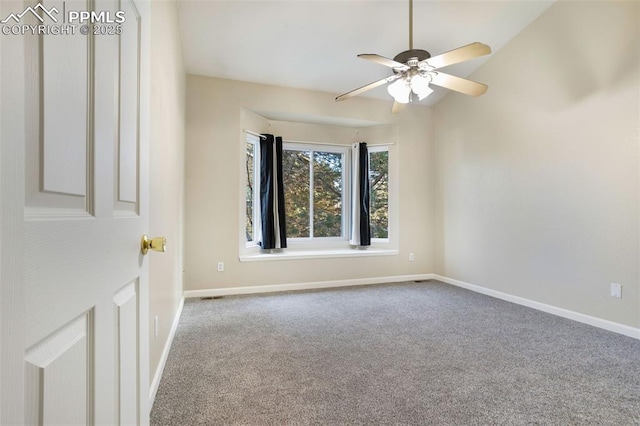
<box><xmin>422</xmin><ymin>42</ymin><xmax>491</xmax><ymax>70</ymax></box>
<box><xmin>430</xmin><ymin>72</ymin><xmax>488</xmax><ymax>97</ymax></box>
<box><xmin>335</xmin><ymin>75</ymin><xmax>399</xmax><ymax>102</ymax></box>
<box><xmin>391</xmin><ymin>101</ymin><xmax>406</xmax><ymax>114</ymax></box>
<box><xmin>358</xmin><ymin>54</ymin><xmax>409</xmax><ymax>70</ymax></box>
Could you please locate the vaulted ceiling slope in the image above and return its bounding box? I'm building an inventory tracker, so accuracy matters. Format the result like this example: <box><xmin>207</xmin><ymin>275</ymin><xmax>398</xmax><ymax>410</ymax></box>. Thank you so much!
<box><xmin>178</xmin><ymin>0</ymin><xmax>555</xmax><ymax>106</ymax></box>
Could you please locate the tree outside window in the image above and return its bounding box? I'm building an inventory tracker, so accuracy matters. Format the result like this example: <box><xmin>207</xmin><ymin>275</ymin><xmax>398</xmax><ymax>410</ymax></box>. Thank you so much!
<box><xmin>369</xmin><ymin>149</ymin><xmax>389</xmax><ymax>239</ymax></box>
<box><xmin>282</xmin><ymin>147</ymin><xmax>345</xmax><ymax>239</ymax></box>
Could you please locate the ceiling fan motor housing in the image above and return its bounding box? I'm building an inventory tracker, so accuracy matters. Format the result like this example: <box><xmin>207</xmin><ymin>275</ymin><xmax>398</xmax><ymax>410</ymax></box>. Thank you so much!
<box><xmin>393</xmin><ymin>49</ymin><xmax>430</xmax><ymax>65</ymax></box>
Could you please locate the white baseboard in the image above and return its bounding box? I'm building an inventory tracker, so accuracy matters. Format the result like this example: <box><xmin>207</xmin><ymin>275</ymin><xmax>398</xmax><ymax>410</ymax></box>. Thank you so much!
<box><xmin>433</xmin><ymin>274</ymin><xmax>640</xmax><ymax>340</ymax></box>
<box><xmin>183</xmin><ymin>274</ymin><xmax>433</xmax><ymax>299</ymax></box>
<box><xmin>149</xmin><ymin>297</ymin><xmax>185</xmax><ymax>408</ymax></box>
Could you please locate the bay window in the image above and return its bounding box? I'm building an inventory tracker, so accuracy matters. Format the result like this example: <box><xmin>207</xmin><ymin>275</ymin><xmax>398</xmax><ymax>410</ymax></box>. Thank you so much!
<box><xmin>244</xmin><ymin>134</ymin><xmax>389</xmax><ymax>249</ymax></box>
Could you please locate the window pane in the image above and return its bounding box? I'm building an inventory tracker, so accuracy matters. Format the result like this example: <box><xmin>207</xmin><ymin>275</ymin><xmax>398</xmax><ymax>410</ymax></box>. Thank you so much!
<box><xmin>370</xmin><ymin>150</ymin><xmax>389</xmax><ymax>239</ymax></box>
<box><xmin>283</xmin><ymin>150</ymin><xmax>310</xmax><ymax>238</ymax></box>
<box><xmin>313</xmin><ymin>152</ymin><xmax>342</xmax><ymax>237</ymax></box>
<box><xmin>245</xmin><ymin>142</ymin><xmax>254</xmax><ymax>241</ymax></box>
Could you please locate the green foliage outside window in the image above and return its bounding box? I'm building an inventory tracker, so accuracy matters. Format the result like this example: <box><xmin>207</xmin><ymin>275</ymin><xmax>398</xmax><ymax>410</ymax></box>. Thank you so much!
<box><xmin>245</xmin><ymin>142</ymin><xmax>254</xmax><ymax>241</ymax></box>
<box><xmin>283</xmin><ymin>150</ymin><xmax>343</xmax><ymax>238</ymax></box>
<box><xmin>282</xmin><ymin>150</ymin><xmax>311</xmax><ymax>238</ymax></box>
<box><xmin>313</xmin><ymin>152</ymin><xmax>343</xmax><ymax>237</ymax></box>
<box><xmin>369</xmin><ymin>150</ymin><xmax>389</xmax><ymax>239</ymax></box>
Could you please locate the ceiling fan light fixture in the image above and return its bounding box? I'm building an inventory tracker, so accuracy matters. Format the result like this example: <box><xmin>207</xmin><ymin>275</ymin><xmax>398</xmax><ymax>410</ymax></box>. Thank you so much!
<box><xmin>334</xmin><ymin>0</ymin><xmax>491</xmax><ymax>112</ymax></box>
<box><xmin>387</xmin><ymin>78</ymin><xmax>411</xmax><ymax>104</ymax></box>
<box><xmin>410</xmin><ymin>74</ymin><xmax>433</xmax><ymax>100</ymax></box>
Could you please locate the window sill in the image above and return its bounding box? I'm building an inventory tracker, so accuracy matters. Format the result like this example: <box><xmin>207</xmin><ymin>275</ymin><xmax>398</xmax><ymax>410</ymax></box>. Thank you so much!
<box><xmin>239</xmin><ymin>248</ymin><xmax>398</xmax><ymax>262</ymax></box>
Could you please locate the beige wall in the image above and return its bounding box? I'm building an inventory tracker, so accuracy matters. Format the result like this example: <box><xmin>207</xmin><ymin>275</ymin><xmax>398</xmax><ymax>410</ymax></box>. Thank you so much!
<box><xmin>185</xmin><ymin>76</ymin><xmax>434</xmax><ymax>291</ymax></box>
<box><xmin>434</xmin><ymin>1</ymin><xmax>640</xmax><ymax>327</ymax></box>
<box><xmin>149</xmin><ymin>0</ymin><xmax>185</xmax><ymax>385</ymax></box>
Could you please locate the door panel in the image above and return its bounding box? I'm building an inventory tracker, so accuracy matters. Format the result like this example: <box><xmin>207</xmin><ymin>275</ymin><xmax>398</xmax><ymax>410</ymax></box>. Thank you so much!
<box><xmin>114</xmin><ymin>281</ymin><xmax>139</xmax><ymax>425</ymax></box>
<box><xmin>118</xmin><ymin>0</ymin><xmax>140</xmax><ymax>207</ymax></box>
<box><xmin>18</xmin><ymin>0</ymin><xmax>150</xmax><ymax>424</ymax></box>
<box><xmin>25</xmin><ymin>0</ymin><xmax>93</xmax><ymax>215</ymax></box>
<box><xmin>42</xmin><ymin>1</ymin><xmax>89</xmax><ymax>197</ymax></box>
<box><xmin>25</xmin><ymin>312</ymin><xmax>93</xmax><ymax>425</ymax></box>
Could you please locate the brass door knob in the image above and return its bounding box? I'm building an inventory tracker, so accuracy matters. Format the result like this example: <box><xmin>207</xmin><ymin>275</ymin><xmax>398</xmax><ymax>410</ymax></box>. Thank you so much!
<box><xmin>141</xmin><ymin>235</ymin><xmax>166</xmax><ymax>255</ymax></box>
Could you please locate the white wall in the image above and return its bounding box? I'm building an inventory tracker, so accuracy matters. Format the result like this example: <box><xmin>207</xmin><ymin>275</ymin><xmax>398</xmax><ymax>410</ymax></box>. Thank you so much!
<box><xmin>149</xmin><ymin>0</ymin><xmax>185</xmax><ymax>387</ymax></box>
<box><xmin>185</xmin><ymin>76</ymin><xmax>434</xmax><ymax>291</ymax></box>
<box><xmin>434</xmin><ymin>1</ymin><xmax>640</xmax><ymax>328</ymax></box>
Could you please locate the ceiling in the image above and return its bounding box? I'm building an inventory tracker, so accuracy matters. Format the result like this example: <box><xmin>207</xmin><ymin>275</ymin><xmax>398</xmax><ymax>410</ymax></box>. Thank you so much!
<box><xmin>177</xmin><ymin>0</ymin><xmax>555</xmax><ymax>107</ymax></box>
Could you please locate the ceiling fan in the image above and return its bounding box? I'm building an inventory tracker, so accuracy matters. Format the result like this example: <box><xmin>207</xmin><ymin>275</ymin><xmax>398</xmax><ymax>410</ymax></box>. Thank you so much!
<box><xmin>335</xmin><ymin>0</ymin><xmax>491</xmax><ymax>113</ymax></box>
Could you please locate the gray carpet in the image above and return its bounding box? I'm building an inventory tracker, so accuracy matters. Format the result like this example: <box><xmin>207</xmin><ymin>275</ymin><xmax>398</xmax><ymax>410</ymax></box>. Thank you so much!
<box><xmin>151</xmin><ymin>280</ymin><xmax>640</xmax><ymax>425</ymax></box>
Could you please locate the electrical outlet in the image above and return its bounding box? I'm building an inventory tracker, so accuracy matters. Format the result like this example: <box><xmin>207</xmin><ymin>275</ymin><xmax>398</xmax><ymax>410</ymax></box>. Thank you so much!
<box><xmin>409</xmin><ymin>253</ymin><xmax>415</xmax><ymax>262</ymax></box>
<box><xmin>154</xmin><ymin>316</ymin><xmax>159</xmax><ymax>338</ymax></box>
<box><xmin>610</xmin><ymin>283</ymin><xmax>622</xmax><ymax>298</ymax></box>
<box><xmin>217</xmin><ymin>262</ymin><xmax>224</xmax><ymax>272</ymax></box>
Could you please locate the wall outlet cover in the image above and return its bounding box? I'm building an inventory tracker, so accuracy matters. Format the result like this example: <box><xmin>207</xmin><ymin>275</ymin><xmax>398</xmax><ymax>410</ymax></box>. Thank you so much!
<box><xmin>610</xmin><ymin>283</ymin><xmax>622</xmax><ymax>298</ymax></box>
<box><xmin>154</xmin><ymin>316</ymin><xmax>159</xmax><ymax>338</ymax></box>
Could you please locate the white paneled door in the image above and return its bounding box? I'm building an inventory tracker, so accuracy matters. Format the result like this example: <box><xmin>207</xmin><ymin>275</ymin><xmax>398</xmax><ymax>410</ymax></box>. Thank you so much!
<box><xmin>1</xmin><ymin>0</ymin><xmax>151</xmax><ymax>424</ymax></box>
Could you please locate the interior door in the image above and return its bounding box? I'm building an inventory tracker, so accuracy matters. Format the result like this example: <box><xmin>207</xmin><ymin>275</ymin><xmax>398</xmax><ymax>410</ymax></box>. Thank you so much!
<box><xmin>3</xmin><ymin>0</ymin><xmax>151</xmax><ymax>424</ymax></box>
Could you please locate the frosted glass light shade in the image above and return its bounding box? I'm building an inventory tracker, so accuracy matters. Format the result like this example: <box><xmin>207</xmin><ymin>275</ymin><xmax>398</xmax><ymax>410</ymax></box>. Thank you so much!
<box><xmin>410</xmin><ymin>74</ymin><xmax>434</xmax><ymax>101</ymax></box>
<box><xmin>387</xmin><ymin>78</ymin><xmax>411</xmax><ymax>104</ymax></box>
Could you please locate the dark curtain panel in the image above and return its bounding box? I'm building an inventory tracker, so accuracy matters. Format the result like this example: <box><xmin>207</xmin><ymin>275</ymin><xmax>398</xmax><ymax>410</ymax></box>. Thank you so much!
<box><xmin>358</xmin><ymin>142</ymin><xmax>371</xmax><ymax>246</ymax></box>
<box><xmin>260</xmin><ymin>134</ymin><xmax>287</xmax><ymax>249</ymax></box>
<box><xmin>357</xmin><ymin>143</ymin><xmax>371</xmax><ymax>246</ymax></box>
<box><xmin>350</xmin><ymin>142</ymin><xmax>371</xmax><ymax>246</ymax></box>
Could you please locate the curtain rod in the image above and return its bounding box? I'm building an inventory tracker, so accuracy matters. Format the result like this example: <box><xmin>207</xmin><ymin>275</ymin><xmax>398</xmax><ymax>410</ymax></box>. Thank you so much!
<box><xmin>284</xmin><ymin>139</ymin><xmax>396</xmax><ymax>148</ymax></box>
<box><xmin>243</xmin><ymin>129</ymin><xmax>267</xmax><ymax>140</ymax></box>
<box><xmin>362</xmin><ymin>142</ymin><xmax>396</xmax><ymax>147</ymax></box>
<box><xmin>244</xmin><ymin>130</ymin><xmax>395</xmax><ymax>147</ymax></box>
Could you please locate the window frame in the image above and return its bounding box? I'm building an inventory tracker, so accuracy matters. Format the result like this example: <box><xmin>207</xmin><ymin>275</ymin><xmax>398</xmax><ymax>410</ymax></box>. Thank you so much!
<box><xmin>245</xmin><ymin>134</ymin><xmax>261</xmax><ymax>247</ymax></box>
<box><xmin>242</xmin><ymin>135</ymin><xmax>392</xmax><ymax>254</ymax></box>
<box><xmin>283</xmin><ymin>142</ymin><xmax>350</xmax><ymax>244</ymax></box>
<box><xmin>367</xmin><ymin>145</ymin><xmax>390</xmax><ymax>243</ymax></box>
